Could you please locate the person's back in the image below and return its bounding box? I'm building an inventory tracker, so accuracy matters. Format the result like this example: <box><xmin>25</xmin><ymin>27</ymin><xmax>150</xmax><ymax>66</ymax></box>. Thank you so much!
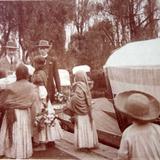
<box><xmin>118</xmin><ymin>122</ymin><xmax>160</xmax><ymax>160</ymax></box>
<box><xmin>115</xmin><ymin>91</ymin><xmax>160</xmax><ymax>160</ymax></box>
<box><xmin>0</xmin><ymin>64</ymin><xmax>38</xmax><ymax>159</ymax></box>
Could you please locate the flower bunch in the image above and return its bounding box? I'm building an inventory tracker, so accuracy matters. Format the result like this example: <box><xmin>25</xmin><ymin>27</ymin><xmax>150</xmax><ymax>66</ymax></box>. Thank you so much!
<box><xmin>54</xmin><ymin>92</ymin><xmax>67</xmax><ymax>104</ymax></box>
<box><xmin>34</xmin><ymin>108</ymin><xmax>58</xmax><ymax>131</ymax></box>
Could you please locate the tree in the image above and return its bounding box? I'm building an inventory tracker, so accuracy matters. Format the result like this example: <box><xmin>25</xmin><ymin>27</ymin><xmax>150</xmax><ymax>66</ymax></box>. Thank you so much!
<box><xmin>0</xmin><ymin>1</ymin><xmax>75</xmax><ymax>66</ymax></box>
<box><xmin>102</xmin><ymin>0</ymin><xmax>160</xmax><ymax>43</ymax></box>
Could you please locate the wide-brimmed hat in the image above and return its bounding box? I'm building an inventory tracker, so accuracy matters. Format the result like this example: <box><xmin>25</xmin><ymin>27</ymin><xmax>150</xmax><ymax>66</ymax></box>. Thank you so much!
<box><xmin>37</xmin><ymin>40</ymin><xmax>50</xmax><ymax>48</ymax></box>
<box><xmin>114</xmin><ymin>90</ymin><xmax>160</xmax><ymax>121</ymax></box>
<box><xmin>5</xmin><ymin>41</ymin><xmax>18</xmax><ymax>49</ymax></box>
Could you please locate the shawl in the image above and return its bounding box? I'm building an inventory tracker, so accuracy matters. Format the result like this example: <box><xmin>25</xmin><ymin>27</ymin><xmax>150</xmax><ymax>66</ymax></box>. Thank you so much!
<box><xmin>3</xmin><ymin>79</ymin><xmax>38</xmax><ymax>109</ymax></box>
<box><xmin>70</xmin><ymin>81</ymin><xmax>92</xmax><ymax>115</ymax></box>
<box><xmin>0</xmin><ymin>80</ymin><xmax>38</xmax><ymax>146</ymax></box>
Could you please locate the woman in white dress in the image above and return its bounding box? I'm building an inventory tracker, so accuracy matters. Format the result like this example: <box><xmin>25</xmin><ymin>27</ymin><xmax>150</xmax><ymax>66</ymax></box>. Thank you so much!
<box><xmin>32</xmin><ymin>55</ymin><xmax>63</xmax><ymax>150</ymax></box>
<box><xmin>0</xmin><ymin>64</ymin><xmax>39</xmax><ymax>159</ymax></box>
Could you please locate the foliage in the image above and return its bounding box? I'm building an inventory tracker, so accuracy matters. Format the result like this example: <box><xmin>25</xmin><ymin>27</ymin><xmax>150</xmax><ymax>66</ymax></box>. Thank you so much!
<box><xmin>67</xmin><ymin>0</ymin><xmax>160</xmax><ymax>71</ymax></box>
<box><xmin>0</xmin><ymin>1</ymin><xmax>75</xmax><ymax>60</ymax></box>
<box><xmin>68</xmin><ymin>20</ymin><xmax>114</xmax><ymax>69</ymax></box>
<box><xmin>0</xmin><ymin>0</ymin><xmax>159</xmax><ymax>71</ymax></box>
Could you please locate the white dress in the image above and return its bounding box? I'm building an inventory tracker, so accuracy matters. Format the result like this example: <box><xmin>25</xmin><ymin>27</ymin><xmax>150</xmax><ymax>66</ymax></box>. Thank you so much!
<box><xmin>36</xmin><ymin>86</ymin><xmax>63</xmax><ymax>143</ymax></box>
<box><xmin>0</xmin><ymin>109</ymin><xmax>33</xmax><ymax>159</ymax></box>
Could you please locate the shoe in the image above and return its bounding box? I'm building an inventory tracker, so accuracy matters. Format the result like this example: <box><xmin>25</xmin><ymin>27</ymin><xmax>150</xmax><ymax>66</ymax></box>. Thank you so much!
<box><xmin>0</xmin><ymin>155</ymin><xmax>4</xmax><ymax>158</ymax></box>
<box><xmin>46</xmin><ymin>141</ymin><xmax>55</xmax><ymax>148</ymax></box>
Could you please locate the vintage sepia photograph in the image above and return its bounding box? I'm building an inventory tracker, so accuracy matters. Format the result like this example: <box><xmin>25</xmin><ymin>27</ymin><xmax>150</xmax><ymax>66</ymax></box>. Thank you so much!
<box><xmin>0</xmin><ymin>0</ymin><xmax>160</xmax><ymax>159</ymax></box>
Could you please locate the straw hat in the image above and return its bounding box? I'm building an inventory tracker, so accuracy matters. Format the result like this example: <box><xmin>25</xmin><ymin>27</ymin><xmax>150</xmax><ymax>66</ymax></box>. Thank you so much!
<box><xmin>114</xmin><ymin>90</ymin><xmax>160</xmax><ymax>121</ymax></box>
<box><xmin>5</xmin><ymin>41</ymin><xmax>18</xmax><ymax>49</ymax></box>
<box><xmin>37</xmin><ymin>40</ymin><xmax>50</xmax><ymax>48</ymax></box>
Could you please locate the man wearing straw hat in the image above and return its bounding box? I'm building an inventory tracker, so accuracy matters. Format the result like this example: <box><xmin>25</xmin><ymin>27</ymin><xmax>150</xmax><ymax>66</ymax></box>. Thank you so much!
<box><xmin>115</xmin><ymin>90</ymin><xmax>160</xmax><ymax>160</ymax></box>
<box><xmin>0</xmin><ymin>40</ymin><xmax>21</xmax><ymax>76</ymax></box>
<box><xmin>36</xmin><ymin>40</ymin><xmax>61</xmax><ymax>103</ymax></box>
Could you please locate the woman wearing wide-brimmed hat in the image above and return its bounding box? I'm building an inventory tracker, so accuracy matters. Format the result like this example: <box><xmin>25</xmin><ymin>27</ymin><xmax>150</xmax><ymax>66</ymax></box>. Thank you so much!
<box><xmin>115</xmin><ymin>90</ymin><xmax>160</xmax><ymax>160</ymax></box>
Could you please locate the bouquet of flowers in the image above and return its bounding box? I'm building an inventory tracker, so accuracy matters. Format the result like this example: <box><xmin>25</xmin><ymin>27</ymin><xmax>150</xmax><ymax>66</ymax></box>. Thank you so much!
<box><xmin>54</xmin><ymin>92</ymin><xmax>68</xmax><ymax>104</ymax></box>
<box><xmin>34</xmin><ymin>107</ymin><xmax>58</xmax><ymax>132</ymax></box>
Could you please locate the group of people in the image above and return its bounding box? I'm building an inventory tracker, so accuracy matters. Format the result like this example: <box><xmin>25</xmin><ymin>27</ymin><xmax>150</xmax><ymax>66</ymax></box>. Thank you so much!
<box><xmin>0</xmin><ymin>39</ymin><xmax>64</xmax><ymax>159</ymax></box>
<box><xmin>0</xmin><ymin>39</ymin><xmax>99</xmax><ymax>159</ymax></box>
<box><xmin>0</xmin><ymin>39</ymin><xmax>160</xmax><ymax>160</ymax></box>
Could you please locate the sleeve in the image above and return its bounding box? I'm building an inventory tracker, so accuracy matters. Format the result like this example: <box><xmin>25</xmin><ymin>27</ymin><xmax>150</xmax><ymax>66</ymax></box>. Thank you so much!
<box><xmin>39</xmin><ymin>86</ymin><xmax>48</xmax><ymax>99</ymax></box>
<box><xmin>117</xmin><ymin>133</ymin><xmax>129</xmax><ymax>160</ymax></box>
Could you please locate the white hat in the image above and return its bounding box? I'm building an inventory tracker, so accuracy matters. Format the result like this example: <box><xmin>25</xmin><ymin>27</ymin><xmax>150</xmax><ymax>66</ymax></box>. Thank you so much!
<box><xmin>115</xmin><ymin>90</ymin><xmax>160</xmax><ymax>121</ymax></box>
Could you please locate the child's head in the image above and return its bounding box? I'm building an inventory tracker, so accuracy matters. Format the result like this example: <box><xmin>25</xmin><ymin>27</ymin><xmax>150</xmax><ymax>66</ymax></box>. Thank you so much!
<box><xmin>115</xmin><ymin>90</ymin><xmax>160</xmax><ymax>123</ymax></box>
<box><xmin>33</xmin><ymin>55</ymin><xmax>46</xmax><ymax>70</ymax></box>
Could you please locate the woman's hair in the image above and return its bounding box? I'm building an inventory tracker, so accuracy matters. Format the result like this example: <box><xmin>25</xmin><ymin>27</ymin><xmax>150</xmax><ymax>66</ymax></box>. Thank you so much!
<box><xmin>33</xmin><ymin>55</ymin><xmax>46</xmax><ymax>70</ymax></box>
<box><xmin>16</xmin><ymin>63</ymin><xmax>29</xmax><ymax>81</ymax></box>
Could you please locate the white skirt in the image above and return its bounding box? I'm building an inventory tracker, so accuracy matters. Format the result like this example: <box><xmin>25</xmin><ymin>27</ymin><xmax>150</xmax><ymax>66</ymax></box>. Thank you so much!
<box><xmin>39</xmin><ymin>119</ymin><xmax>63</xmax><ymax>142</ymax></box>
<box><xmin>0</xmin><ymin>109</ymin><xmax>33</xmax><ymax>159</ymax></box>
<box><xmin>74</xmin><ymin>114</ymin><xmax>99</xmax><ymax>149</ymax></box>
<box><xmin>37</xmin><ymin>100</ymin><xmax>63</xmax><ymax>143</ymax></box>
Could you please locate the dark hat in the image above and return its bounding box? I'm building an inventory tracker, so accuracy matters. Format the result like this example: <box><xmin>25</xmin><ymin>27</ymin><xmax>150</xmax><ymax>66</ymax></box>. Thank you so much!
<box><xmin>114</xmin><ymin>90</ymin><xmax>160</xmax><ymax>121</ymax></box>
<box><xmin>5</xmin><ymin>41</ymin><xmax>18</xmax><ymax>49</ymax></box>
<box><xmin>37</xmin><ymin>40</ymin><xmax>50</xmax><ymax>48</ymax></box>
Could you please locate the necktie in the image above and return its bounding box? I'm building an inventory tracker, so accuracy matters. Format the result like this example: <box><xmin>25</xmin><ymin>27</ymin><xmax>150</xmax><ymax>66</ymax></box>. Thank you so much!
<box><xmin>11</xmin><ymin>57</ymin><xmax>13</xmax><ymax>64</ymax></box>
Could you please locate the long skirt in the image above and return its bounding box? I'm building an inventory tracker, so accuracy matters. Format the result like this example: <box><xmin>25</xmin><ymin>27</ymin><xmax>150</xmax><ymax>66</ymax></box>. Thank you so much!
<box><xmin>0</xmin><ymin>109</ymin><xmax>33</xmax><ymax>159</ymax></box>
<box><xmin>38</xmin><ymin>119</ymin><xmax>63</xmax><ymax>142</ymax></box>
<box><xmin>33</xmin><ymin>100</ymin><xmax>63</xmax><ymax>143</ymax></box>
<box><xmin>74</xmin><ymin>114</ymin><xmax>99</xmax><ymax>149</ymax></box>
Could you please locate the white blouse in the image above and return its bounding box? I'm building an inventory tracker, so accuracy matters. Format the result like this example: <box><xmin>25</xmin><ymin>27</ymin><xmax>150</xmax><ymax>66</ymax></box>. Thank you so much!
<box><xmin>118</xmin><ymin>122</ymin><xmax>160</xmax><ymax>160</ymax></box>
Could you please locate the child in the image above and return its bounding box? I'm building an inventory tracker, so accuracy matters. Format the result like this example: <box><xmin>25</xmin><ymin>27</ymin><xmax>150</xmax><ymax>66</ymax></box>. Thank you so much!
<box><xmin>115</xmin><ymin>90</ymin><xmax>160</xmax><ymax>160</ymax></box>
<box><xmin>32</xmin><ymin>55</ymin><xmax>63</xmax><ymax>150</ymax></box>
